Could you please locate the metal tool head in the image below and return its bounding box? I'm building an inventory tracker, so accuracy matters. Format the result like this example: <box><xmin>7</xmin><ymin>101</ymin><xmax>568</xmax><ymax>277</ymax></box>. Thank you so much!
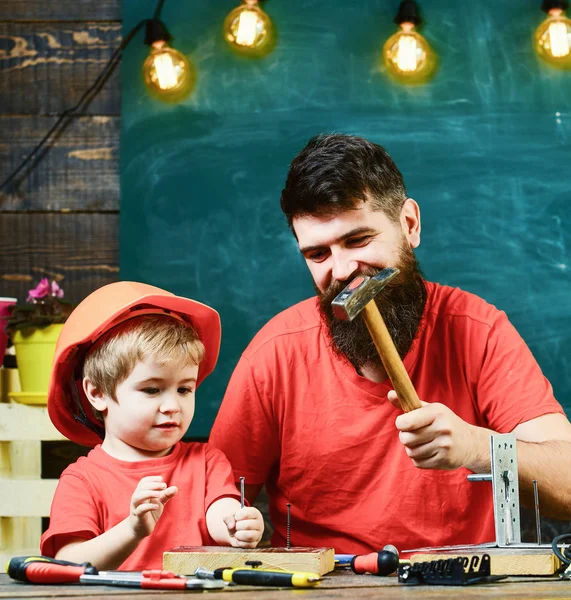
<box><xmin>331</xmin><ymin>267</ymin><xmax>400</xmax><ymax>321</ymax></box>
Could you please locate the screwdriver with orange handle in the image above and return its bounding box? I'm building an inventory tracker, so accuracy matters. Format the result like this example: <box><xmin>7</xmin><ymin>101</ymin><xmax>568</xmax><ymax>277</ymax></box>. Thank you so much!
<box><xmin>7</xmin><ymin>555</ymin><xmax>228</xmax><ymax>589</ymax></box>
<box><xmin>335</xmin><ymin>545</ymin><xmax>404</xmax><ymax>575</ymax></box>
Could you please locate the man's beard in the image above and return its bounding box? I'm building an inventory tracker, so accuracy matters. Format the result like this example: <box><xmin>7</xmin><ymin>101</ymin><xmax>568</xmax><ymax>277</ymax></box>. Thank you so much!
<box><xmin>317</xmin><ymin>240</ymin><xmax>427</xmax><ymax>371</ymax></box>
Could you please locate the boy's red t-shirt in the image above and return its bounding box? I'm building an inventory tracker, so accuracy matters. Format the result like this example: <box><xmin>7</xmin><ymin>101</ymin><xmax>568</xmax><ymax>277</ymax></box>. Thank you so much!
<box><xmin>210</xmin><ymin>282</ymin><xmax>564</xmax><ymax>553</ymax></box>
<box><xmin>41</xmin><ymin>442</ymin><xmax>241</xmax><ymax>570</ymax></box>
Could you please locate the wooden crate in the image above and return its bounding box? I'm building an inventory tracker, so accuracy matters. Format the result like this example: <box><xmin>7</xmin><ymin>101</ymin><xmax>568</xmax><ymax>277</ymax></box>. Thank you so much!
<box><xmin>0</xmin><ymin>368</ymin><xmax>65</xmax><ymax>572</ymax></box>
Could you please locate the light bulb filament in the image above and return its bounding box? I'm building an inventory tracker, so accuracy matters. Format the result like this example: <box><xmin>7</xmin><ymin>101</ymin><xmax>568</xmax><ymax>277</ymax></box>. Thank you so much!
<box><xmin>153</xmin><ymin>52</ymin><xmax>179</xmax><ymax>90</ymax></box>
<box><xmin>548</xmin><ymin>21</ymin><xmax>570</xmax><ymax>57</ymax></box>
<box><xmin>396</xmin><ymin>35</ymin><xmax>419</xmax><ymax>72</ymax></box>
<box><xmin>236</xmin><ymin>9</ymin><xmax>258</xmax><ymax>46</ymax></box>
<box><xmin>223</xmin><ymin>1</ymin><xmax>274</xmax><ymax>56</ymax></box>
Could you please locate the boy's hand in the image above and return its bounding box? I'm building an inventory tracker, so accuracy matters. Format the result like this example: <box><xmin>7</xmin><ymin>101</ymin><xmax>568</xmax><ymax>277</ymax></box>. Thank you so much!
<box><xmin>222</xmin><ymin>507</ymin><xmax>264</xmax><ymax>548</ymax></box>
<box><xmin>129</xmin><ymin>475</ymin><xmax>178</xmax><ymax>539</ymax></box>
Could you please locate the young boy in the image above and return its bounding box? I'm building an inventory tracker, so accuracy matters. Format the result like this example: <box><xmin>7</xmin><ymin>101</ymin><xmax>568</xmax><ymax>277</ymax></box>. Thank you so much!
<box><xmin>41</xmin><ymin>281</ymin><xmax>264</xmax><ymax>570</ymax></box>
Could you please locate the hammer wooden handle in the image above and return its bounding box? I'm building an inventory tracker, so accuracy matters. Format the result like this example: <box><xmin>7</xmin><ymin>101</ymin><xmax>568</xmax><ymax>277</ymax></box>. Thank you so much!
<box><xmin>362</xmin><ymin>301</ymin><xmax>422</xmax><ymax>412</ymax></box>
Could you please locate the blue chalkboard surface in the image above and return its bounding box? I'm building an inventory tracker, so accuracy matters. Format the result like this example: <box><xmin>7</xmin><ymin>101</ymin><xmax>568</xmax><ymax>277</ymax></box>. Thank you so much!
<box><xmin>121</xmin><ymin>0</ymin><xmax>571</xmax><ymax>436</ymax></box>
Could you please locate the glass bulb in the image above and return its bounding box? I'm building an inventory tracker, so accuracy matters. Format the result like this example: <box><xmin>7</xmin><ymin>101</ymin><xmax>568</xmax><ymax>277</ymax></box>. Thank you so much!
<box><xmin>534</xmin><ymin>8</ymin><xmax>571</xmax><ymax>69</ymax></box>
<box><xmin>223</xmin><ymin>1</ymin><xmax>275</xmax><ymax>57</ymax></box>
<box><xmin>382</xmin><ymin>22</ymin><xmax>437</xmax><ymax>84</ymax></box>
<box><xmin>142</xmin><ymin>41</ymin><xmax>195</xmax><ymax>103</ymax></box>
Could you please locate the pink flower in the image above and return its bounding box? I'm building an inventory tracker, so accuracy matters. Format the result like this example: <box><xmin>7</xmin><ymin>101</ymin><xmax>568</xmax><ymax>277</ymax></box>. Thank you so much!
<box><xmin>26</xmin><ymin>278</ymin><xmax>65</xmax><ymax>302</ymax></box>
<box><xmin>27</xmin><ymin>278</ymin><xmax>51</xmax><ymax>302</ymax></box>
<box><xmin>51</xmin><ymin>280</ymin><xmax>64</xmax><ymax>298</ymax></box>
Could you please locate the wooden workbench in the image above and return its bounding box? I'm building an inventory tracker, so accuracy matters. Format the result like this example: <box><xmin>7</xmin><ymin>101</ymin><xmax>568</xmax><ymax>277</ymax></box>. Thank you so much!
<box><xmin>1</xmin><ymin>570</ymin><xmax>570</xmax><ymax>599</ymax></box>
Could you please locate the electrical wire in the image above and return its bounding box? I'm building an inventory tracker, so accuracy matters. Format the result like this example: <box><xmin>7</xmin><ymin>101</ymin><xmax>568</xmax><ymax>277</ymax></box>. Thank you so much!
<box><xmin>154</xmin><ymin>0</ymin><xmax>167</xmax><ymax>19</ymax></box>
<box><xmin>0</xmin><ymin>0</ymin><xmax>167</xmax><ymax>194</ymax></box>
<box><xmin>552</xmin><ymin>533</ymin><xmax>571</xmax><ymax>568</ymax></box>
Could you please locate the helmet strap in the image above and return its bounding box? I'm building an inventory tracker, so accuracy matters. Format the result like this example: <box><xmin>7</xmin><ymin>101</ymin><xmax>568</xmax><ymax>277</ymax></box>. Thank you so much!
<box><xmin>71</xmin><ymin>367</ymin><xmax>105</xmax><ymax>441</ymax></box>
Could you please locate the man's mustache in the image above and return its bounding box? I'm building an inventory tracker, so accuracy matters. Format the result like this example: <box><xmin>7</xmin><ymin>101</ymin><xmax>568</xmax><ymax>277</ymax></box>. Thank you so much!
<box><xmin>320</xmin><ymin>265</ymin><xmax>406</xmax><ymax>317</ymax></box>
<box><xmin>317</xmin><ymin>245</ymin><xmax>426</xmax><ymax>370</ymax></box>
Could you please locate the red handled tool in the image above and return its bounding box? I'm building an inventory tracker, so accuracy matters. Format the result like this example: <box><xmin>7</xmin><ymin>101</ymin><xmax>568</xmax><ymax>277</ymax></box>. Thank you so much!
<box><xmin>7</xmin><ymin>555</ymin><xmax>228</xmax><ymax>590</ymax></box>
<box><xmin>335</xmin><ymin>545</ymin><xmax>402</xmax><ymax>576</ymax></box>
<box><xmin>351</xmin><ymin>549</ymin><xmax>400</xmax><ymax>575</ymax></box>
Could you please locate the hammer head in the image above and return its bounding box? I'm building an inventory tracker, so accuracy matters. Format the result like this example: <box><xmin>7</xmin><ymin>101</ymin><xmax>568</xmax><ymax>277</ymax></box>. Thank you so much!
<box><xmin>331</xmin><ymin>267</ymin><xmax>400</xmax><ymax>321</ymax></box>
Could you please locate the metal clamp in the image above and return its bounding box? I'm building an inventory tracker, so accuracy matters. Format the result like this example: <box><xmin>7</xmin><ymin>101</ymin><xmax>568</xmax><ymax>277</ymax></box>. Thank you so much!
<box><xmin>467</xmin><ymin>433</ymin><xmax>521</xmax><ymax>546</ymax></box>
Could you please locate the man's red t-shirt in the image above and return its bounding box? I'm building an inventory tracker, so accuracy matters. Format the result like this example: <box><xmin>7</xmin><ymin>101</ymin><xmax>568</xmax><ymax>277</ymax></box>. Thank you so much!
<box><xmin>41</xmin><ymin>442</ymin><xmax>241</xmax><ymax>570</ymax></box>
<box><xmin>209</xmin><ymin>282</ymin><xmax>563</xmax><ymax>553</ymax></box>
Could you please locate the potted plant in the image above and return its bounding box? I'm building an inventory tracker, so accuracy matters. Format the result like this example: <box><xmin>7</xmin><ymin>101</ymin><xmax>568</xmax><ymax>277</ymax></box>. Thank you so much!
<box><xmin>4</xmin><ymin>278</ymin><xmax>73</xmax><ymax>401</ymax></box>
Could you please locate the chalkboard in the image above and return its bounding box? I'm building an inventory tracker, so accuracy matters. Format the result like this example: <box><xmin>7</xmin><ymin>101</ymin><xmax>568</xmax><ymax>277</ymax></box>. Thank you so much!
<box><xmin>121</xmin><ymin>0</ymin><xmax>571</xmax><ymax>436</ymax></box>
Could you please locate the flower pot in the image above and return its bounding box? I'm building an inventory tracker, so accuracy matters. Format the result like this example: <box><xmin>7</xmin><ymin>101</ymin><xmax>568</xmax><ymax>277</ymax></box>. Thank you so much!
<box><xmin>12</xmin><ymin>323</ymin><xmax>63</xmax><ymax>397</ymax></box>
<box><xmin>0</xmin><ymin>367</ymin><xmax>20</xmax><ymax>403</ymax></box>
<box><xmin>0</xmin><ymin>297</ymin><xmax>17</xmax><ymax>362</ymax></box>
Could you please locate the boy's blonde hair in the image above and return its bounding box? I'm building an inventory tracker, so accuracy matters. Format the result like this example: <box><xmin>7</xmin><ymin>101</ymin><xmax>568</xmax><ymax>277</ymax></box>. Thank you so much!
<box><xmin>83</xmin><ymin>314</ymin><xmax>205</xmax><ymax>418</ymax></box>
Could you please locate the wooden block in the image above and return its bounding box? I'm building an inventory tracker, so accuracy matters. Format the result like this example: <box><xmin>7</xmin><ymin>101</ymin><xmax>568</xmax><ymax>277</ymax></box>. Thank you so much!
<box><xmin>163</xmin><ymin>546</ymin><xmax>335</xmax><ymax>576</ymax></box>
<box><xmin>0</xmin><ymin>368</ymin><xmax>20</xmax><ymax>403</ymax></box>
<box><xmin>410</xmin><ymin>547</ymin><xmax>562</xmax><ymax>576</ymax></box>
<box><xmin>0</xmin><ymin>479</ymin><xmax>58</xmax><ymax>517</ymax></box>
<box><xmin>0</xmin><ymin>404</ymin><xmax>65</xmax><ymax>442</ymax></box>
<box><xmin>0</xmin><ymin>517</ymin><xmax>42</xmax><ymax>552</ymax></box>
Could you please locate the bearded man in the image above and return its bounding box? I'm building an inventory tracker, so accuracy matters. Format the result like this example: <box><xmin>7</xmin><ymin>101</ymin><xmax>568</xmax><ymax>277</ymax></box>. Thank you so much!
<box><xmin>209</xmin><ymin>133</ymin><xmax>571</xmax><ymax>553</ymax></box>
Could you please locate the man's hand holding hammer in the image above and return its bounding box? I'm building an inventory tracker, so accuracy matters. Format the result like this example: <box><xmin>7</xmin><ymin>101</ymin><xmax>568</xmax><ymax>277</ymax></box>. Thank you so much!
<box><xmin>387</xmin><ymin>389</ymin><xmax>492</xmax><ymax>472</ymax></box>
<box><xmin>333</xmin><ymin>268</ymin><xmax>493</xmax><ymax>474</ymax></box>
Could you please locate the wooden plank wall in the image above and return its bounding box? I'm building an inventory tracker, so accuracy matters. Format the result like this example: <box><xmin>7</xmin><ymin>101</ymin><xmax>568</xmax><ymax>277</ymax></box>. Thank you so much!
<box><xmin>0</xmin><ymin>2</ymin><xmax>121</xmax><ymax>479</ymax></box>
<box><xmin>0</xmin><ymin>0</ymin><xmax>120</xmax><ymax>305</ymax></box>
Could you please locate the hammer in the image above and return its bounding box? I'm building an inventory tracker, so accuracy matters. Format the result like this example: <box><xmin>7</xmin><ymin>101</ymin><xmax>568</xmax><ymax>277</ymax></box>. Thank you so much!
<box><xmin>331</xmin><ymin>268</ymin><xmax>422</xmax><ymax>412</ymax></box>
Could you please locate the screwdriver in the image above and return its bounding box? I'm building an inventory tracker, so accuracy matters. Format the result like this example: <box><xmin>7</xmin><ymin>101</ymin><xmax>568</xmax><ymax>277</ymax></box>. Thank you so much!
<box><xmin>335</xmin><ymin>545</ymin><xmax>401</xmax><ymax>575</ymax></box>
<box><xmin>194</xmin><ymin>562</ymin><xmax>322</xmax><ymax>587</ymax></box>
<box><xmin>7</xmin><ymin>556</ymin><xmax>228</xmax><ymax>589</ymax></box>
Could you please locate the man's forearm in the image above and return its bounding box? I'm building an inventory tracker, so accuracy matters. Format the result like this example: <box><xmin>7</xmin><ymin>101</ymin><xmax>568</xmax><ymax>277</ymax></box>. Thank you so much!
<box><xmin>517</xmin><ymin>440</ymin><xmax>571</xmax><ymax>520</ymax></box>
<box><xmin>467</xmin><ymin>430</ymin><xmax>571</xmax><ymax>519</ymax></box>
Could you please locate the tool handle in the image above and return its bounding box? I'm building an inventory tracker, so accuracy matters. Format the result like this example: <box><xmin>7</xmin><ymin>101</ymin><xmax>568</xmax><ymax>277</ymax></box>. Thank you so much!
<box><xmin>218</xmin><ymin>568</ymin><xmax>294</xmax><ymax>586</ymax></box>
<box><xmin>362</xmin><ymin>301</ymin><xmax>422</xmax><ymax>412</ymax></box>
<box><xmin>8</xmin><ymin>556</ymin><xmax>93</xmax><ymax>584</ymax></box>
<box><xmin>215</xmin><ymin>568</ymin><xmax>318</xmax><ymax>587</ymax></box>
<box><xmin>351</xmin><ymin>550</ymin><xmax>399</xmax><ymax>576</ymax></box>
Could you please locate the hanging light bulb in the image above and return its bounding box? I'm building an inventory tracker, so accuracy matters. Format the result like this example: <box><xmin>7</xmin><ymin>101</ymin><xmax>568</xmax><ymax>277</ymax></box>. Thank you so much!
<box><xmin>142</xmin><ymin>19</ymin><xmax>195</xmax><ymax>103</ymax></box>
<box><xmin>223</xmin><ymin>0</ymin><xmax>276</xmax><ymax>57</ymax></box>
<box><xmin>382</xmin><ymin>1</ymin><xmax>437</xmax><ymax>84</ymax></box>
<box><xmin>534</xmin><ymin>0</ymin><xmax>571</xmax><ymax>69</ymax></box>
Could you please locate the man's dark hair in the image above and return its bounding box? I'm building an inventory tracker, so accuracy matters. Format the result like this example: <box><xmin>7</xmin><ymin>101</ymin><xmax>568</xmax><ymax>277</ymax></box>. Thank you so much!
<box><xmin>280</xmin><ymin>133</ymin><xmax>407</xmax><ymax>230</ymax></box>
